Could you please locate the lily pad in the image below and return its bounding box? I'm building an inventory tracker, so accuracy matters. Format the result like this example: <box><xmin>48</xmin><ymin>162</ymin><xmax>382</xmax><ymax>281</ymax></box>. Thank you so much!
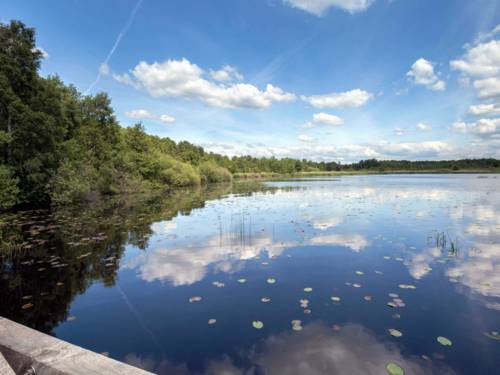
<box><xmin>304</xmin><ymin>287</ymin><xmax>313</xmax><ymax>292</ymax></box>
<box><xmin>437</xmin><ymin>336</ymin><xmax>452</xmax><ymax>346</ymax></box>
<box><xmin>388</xmin><ymin>328</ymin><xmax>403</xmax><ymax>337</ymax></box>
<box><xmin>252</xmin><ymin>320</ymin><xmax>264</xmax><ymax>329</ymax></box>
<box><xmin>386</xmin><ymin>362</ymin><xmax>404</xmax><ymax>375</ymax></box>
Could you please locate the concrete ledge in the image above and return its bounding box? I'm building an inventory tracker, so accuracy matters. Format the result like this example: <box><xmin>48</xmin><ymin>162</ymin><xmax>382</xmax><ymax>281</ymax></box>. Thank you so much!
<box><xmin>0</xmin><ymin>317</ymin><xmax>154</xmax><ymax>375</ymax></box>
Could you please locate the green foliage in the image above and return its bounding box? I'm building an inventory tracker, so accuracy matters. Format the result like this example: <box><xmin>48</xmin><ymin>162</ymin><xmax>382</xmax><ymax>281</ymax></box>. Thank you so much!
<box><xmin>199</xmin><ymin>161</ymin><xmax>232</xmax><ymax>184</ymax></box>
<box><xmin>48</xmin><ymin>160</ymin><xmax>90</xmax><ymax>205</ymax></box>
<box><xmin>0</xmin><ymin>165</ymin><xmax>20</xmax><ymax>209</ymax></box>
<box><xmin>156</xmin><ymin>153</ymin><xmax>201</xmax><ymax>187</ymax></box>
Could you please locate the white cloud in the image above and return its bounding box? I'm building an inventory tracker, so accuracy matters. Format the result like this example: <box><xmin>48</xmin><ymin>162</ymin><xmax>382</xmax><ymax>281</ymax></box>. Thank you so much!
<box><xmin>302</xmin><ymin>89</ymin><xmax>373</xmax><ymax>108</ymax></box>
<box><xmin>114</xmin><ymin>58</ymin><xmax>296</xmax><ymax>109</ymax></box>
<box><xmin>298</xmin><ymin>134</ymin><xmax>316</xmax><ymax>143</ymax></box>
<box><xmin>451</xmin><ymin>36</ymin><xmax>500</xmax><ymax>99</ymax></box>
<box><xmin>159</xmin><ymin>114</ymin><xmax>176</xmax><ymax>124</ymax></box>
<box><xmin>125</xmin><ymin>109</ymin><xmax>154</xmax><ymax>120</ymax></box>
<box><xmin>209</xmin><ymin>65</ymin><xmax>243</xmax><ymax>82</ymax></box>
<box><xmin>469</xmin><ymin>103</ymin><xmax>500</xmax><ymax>116</ymax></box>
<box><xmin>283</xmin><ymin>0</ymin><xmax>375</xmax><ymax>16</ymax></box>
<box><xmin>202</xmin><ymin>139</ymin><xmax>454</xmax><ymax>162</ymax></box>
<box><xmin>451</xmin><ymin>40</ymin><xmax>500</xmax><ymax>78</ymax></box>
<box><xmin>301</xmin><ymin>112</ymin><xmax>344</xmax><ymax>129</ymax></box>
<box><xmin>407</xmin><ymin>58</ymin><xmax>446</xmax><ymax>91</ymax></box>
<box><xmin>416</xmin><ymin>122</ymin><xmax>432</xmax><ymax>131</ymax></box>
<box><xmin>473</xmin><ymin>77</ymin><xmax>500</xmax><ymax>99</ymax></box>
<box><xmin>125</xmin><ymin>109</ymin><xmax>175</xmax><ymax>124</ymax></box>
<box><xmin>99</xmin><ymin>63</ymin><xmax>110</xmax><ymax>76</ymax></box>
<box><xmin>393</xmin><ymin>127</ymin><xmax>404</xmax><ymax>136</ymax></box>
<box><xmin>452</xmin><ymin>118</ymin><xmax>500</xmax><ymax>136</ymax></box>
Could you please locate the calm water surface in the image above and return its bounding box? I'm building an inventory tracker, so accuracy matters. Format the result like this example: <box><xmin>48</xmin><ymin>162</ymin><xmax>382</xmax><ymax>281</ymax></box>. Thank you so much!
<box><xmin>1</xmin><ymin>175</ymin><xmax>500</xmax><ymax>374</ymax></box>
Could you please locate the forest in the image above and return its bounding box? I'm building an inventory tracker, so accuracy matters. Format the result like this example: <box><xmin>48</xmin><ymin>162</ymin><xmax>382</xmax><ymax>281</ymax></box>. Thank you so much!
<box><xmin>1</xmin><ymin>20</ymin><xmax>499</xmax><ymax>210</ymax></box>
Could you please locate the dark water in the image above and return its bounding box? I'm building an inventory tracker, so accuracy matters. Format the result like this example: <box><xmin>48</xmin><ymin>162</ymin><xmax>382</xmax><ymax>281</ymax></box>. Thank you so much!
<box><xmin>1</xmin><ymin>175</ymin><xmax>500</xmax><ymax>375</ymax></box>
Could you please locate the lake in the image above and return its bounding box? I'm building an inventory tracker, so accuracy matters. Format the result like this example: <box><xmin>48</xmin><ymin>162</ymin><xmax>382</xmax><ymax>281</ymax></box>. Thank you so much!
<box><xmin>1</xmin><ymin>174</ymin><xmax>499</xmax><ymax>374</ymax></box>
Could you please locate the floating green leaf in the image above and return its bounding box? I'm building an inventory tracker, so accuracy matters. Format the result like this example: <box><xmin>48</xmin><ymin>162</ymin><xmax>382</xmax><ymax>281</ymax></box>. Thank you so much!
<box><xmin>386</xmin><ymin>362</ymin><xmax>404</xmax><ymax>375</ymax></box>
<box><xmin>252</xmin><ymin>320</ymin><xmax>264</xmax><ymax>329</ymax></box>
<box><xmin>437</xmin><ymin>336</ymin><xmax>452</xmax><ymax>346</ymax></box>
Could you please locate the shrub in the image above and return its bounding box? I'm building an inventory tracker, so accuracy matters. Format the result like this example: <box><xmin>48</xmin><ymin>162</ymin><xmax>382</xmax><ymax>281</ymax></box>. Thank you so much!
<box><xmin>156</xmin><ymin>154</ymin><xmax>201</xmax><ymax>187</ymax></box>
<box><xmin>48</xmin><ymin>161</ymin><xmax>91</xmax><ymax>205</ymax></box>
<box><xmin>0</xmin><ymin>165</ymin><xmax>20</xmax><ymax>210</ymax></box>
<box><xmin>199</xmin><ymin>161</ymin><xmax>232</xmax><ymax>184</ymax></box>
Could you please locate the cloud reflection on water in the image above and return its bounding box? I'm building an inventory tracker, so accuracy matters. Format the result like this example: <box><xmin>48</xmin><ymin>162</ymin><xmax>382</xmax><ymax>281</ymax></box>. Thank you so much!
<box><xmin>125</xmin><ymin>323</ymin><xmax>454</xmax><ymax>375</ymax></box>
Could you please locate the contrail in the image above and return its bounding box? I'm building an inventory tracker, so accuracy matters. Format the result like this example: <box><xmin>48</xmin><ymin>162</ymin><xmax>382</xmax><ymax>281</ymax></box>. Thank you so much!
<box><xmin>84</xmin><ymin>0</ymin><xmax>143</xmax><ymax>95</ymax></box>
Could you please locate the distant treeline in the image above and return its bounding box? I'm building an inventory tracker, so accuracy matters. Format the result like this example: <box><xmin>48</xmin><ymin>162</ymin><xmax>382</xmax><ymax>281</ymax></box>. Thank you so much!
<box><xmin>1</xmin><ymin>21</ymin><xmax>498</xmax><ymax>210</ymax></box>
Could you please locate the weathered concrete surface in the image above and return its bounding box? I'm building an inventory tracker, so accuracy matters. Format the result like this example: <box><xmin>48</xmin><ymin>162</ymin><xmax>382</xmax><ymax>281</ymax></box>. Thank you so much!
<box><xmin>0</xmin><ymin>317</ymin><xmax>154</xmax><ymax>375</ymax></box>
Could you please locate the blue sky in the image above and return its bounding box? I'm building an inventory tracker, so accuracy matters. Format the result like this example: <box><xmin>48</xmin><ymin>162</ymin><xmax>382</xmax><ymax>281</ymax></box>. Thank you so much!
<box><xmin>1</xmin><ymin>0</ymin><xmax>499</xmax><ymax>161</ymax></box>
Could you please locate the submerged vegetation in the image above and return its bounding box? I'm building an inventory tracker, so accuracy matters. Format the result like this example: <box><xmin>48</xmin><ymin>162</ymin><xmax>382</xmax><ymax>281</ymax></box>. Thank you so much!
<box><xmin>1</xmin><ymin>20</ymin><xmax>499</xmax><ymax>210</ymax></box>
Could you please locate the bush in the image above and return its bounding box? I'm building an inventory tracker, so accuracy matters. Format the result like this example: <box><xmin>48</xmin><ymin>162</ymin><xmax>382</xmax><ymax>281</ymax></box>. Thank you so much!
<box><xmin>0</xmin><ymin>165</ymin><xmax>20</xmax><ymax>210</ymax></box>
<box><xmin>199</xmin><ymin>161</ymin><xmax>232</xmax><ymax>184</ymax></box>
<box><xmin>156</xmin><ymin>154</ymin><xmax>201</xmax><ymax>187</ymax></box>
<box><xmin>48</xmin><ymin>161</ymin><xmax>91</xmax><ymax>205</ymax></box>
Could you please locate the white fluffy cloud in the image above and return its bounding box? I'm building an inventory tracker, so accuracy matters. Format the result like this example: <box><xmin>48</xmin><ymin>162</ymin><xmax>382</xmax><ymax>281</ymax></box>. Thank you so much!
<box><xmin>159</xmin><ymin>114</ymin><xmax>175</xmax><ymax>124</ymax></box>
<box><xmin>125</xmin><ymin>109</ymin><xmax>175</xmax><ymax>124</ymax></box>
<box><xmin>451</xmin><ymin>40</ymin><xmax>500</xmax><ymax>78</ymax></box>
<box><xmin>302</xmin><ymin>89</ymin><xmax>373</xmax><ymax>108</ymax></box>
<box><xmin>469</xmin><ymin>103</ymin><xmax>500</xmax><ymax>116</ymax></box>
<box><xmin>283</xmin><ymin>0</ymin><xmax>375</xmax><ymax>16</ymax></box>
<box><xmin>298</xmin><ymin>134</ymin><xmax>316</xmax><ymax>143</ymax></box>
<box><xmin>125</xmin><ymin>109</ymin><xmax>154</xmax><ymax>119</ymax></box>
<box><xmin>209</xmin><ymin>65</ymin><xmax>243</xmax><ymax>82</ymax></box>
<box><xmin>451</xmin><ymin>36</ymin><xmax>500</xmax><ymax>99</ymax></box>
<box><xmin>301</xmin><ymin>112</ymin><xmax>344</xmax><ymax>129</ymax></box>
<box><xmin>407</xmin><ymin>58</ymin><xmax>446</xmax><ymax>91</ymax></box>
<box><xmin>416</xmin><ymin>122</ymin><xmax>432</xmax><ymax>131</ymax></box>
<box><xmin>114</xmin><ymin>58</ymin><xmax>296</xmax><ymax>109</ymax></box>
<box><xmin>452</xmin><ymin>118</ymin><xmax>500</xmax><ymax>136</ymax></box>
